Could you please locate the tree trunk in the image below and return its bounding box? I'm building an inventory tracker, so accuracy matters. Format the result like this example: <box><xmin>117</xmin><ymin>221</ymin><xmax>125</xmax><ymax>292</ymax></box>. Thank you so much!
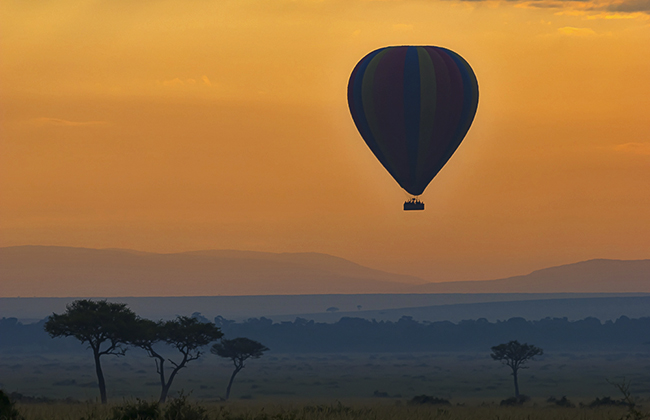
<box><xmin>225</xmin><ymin>367</ymin><xmax>241</xmax><ymax>400</ymax></box>
<box><xmin>157</xmin><ymin>357</ymin><xmax>167</xmax><ymax>404</ymax></box>
<box><xmin>93</xmin><ymin>351</ymin><xmax>107</xmax><ymax>404</ymax></box>
<box><xmin>160</xmin><ymin>365</ymin><xmax>182</xmax><ymax>403</ymax></box>
<box><xmin>160</xmin><ymin>383</ymin><xmax>171</xmax><ymax>404</ymax></box>
<box><xmin>513</xmin><ymin>368</ymin><xmax>520</xmax><ymax>398</ymax></box>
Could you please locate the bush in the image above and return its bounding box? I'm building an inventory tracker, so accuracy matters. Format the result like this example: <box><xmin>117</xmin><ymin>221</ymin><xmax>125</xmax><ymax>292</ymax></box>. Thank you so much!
<box><xmin>6</xmin><ymin>392</ymin><xmax>78</xmax><ymax>404</ymax></box>
<box><xmin>547</xmin><ymin>396</ymin><xmax>575</xmax><ymax>407</ymax></box>
<box><xmin>409</xmin><ymin>395</ymin><xmax>451</xmax><ymax>405</ymax></box>
<box><xmin>110</xmin><ymin>399</ymin><xmax>160</xmax><ymax>420</ymax></box>
<box><xmin>163</xmin><ymin>394</ymin><xmax>207</xmax><ymax>420</ymax></box>
<box><xmin>302</xmin><ymin>403</ymin><xmax>357</xmax><ymax>416</ymax></box>
<box><xmin>500</xmin><ymin>395</ymin><xmax>530</xmax><ymax>406</ymax></box>
<box><xmin>588</xmin><ymin>396</ymin><xmax>628</xmax><ymax>407</ymax></box>
<box><xmin>0</xmin><ymin>390</ymin><xmax>23</xmax><ymax>420</ymax></box>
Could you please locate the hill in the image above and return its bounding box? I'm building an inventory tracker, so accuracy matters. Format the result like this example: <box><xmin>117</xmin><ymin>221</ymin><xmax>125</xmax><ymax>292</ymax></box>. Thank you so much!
<box><xmin>0</xmin><ymin>246</ymin><xmax>423</xmax><ymax>297</ymax></box>
<box><xmin>2</xmin><ymin>246</ymin><xmax>649</xmax><ymax>297</ymax></box>
<box><xmin>413</xmin><ymin>259</ymin><xmax>650</xmax><ymax>293</ymax></box>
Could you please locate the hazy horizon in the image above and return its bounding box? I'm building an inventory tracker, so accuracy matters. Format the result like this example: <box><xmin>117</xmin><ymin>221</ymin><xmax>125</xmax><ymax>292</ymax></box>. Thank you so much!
<box><xmin>2</xmin><ymin>245</ymin><xmax>649</xmax><ymax>298</ymax></box>
<box><xmin>4</xmin><ymin>243</ymin><xmax>650</xmax><ymax>283</ymax></box>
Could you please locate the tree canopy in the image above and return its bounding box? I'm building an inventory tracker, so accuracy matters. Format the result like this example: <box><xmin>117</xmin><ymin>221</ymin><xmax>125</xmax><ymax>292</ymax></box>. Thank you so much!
<box><xmin>211</xmin><ymin>337</ymin><xmax>269</xmax><ymax>400</ymax></box>
<box><xmin>44</xmin><ymin>299</ymin><xmax>138</xmax><ymax>404</ymax></box>
<box><xmin>491</xmin><ymin>340</ymin><xmax>543</xmax><ymax>398</ymax></box>
<box><xmin>130</xmin><ymin>316</ymin><xmax>223</xmax><ymax>402</ymax></box>
<box><xmin>211</xmin><ymin>337</ymin><xmax>269</xmax><ymax>362</ymax></box>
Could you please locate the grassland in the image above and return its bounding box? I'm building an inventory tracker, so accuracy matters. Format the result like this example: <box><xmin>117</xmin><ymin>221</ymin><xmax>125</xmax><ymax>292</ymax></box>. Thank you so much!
<box><xmin>3</xmin><ymin>351</ymin><xmax>650</xmax><ymax>401</ymax></box>
<box><xmin>3</xmin><ymin>350</ymin><xmax>650</xmax><ymax>419</ymax></box>
<box><xmin>11</xmin><ymin>400</ymin><xmax>638</xmax><ymax>420</ymax></box>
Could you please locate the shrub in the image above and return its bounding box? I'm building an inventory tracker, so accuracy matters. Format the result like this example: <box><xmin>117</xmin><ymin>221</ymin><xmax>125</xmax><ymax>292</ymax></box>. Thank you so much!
<box><xmin>6</xmin><ymin>392</ymin><xmax>78</xmax><ymax>404</ymax></box>
<box><xmin>547</xmin><ymin>396</ymin><xmax>575</xmax><ymax>407</ymax></box>
<box><xmin>588</xmin><ymin>396</ymin><xmax>628</xmax><ymax>407</ymax></box>
<box><xmin>163</xmin><ymin>394</ymin><xmax>207</xmax><ymax>420</ymax></box>
<box><xmin>500</xmin><ymin>395</ymin><xmax>530</xmax><ymax>406</ymax></box>
<box><xmin>110</xmin><ymin>399</ymin><xmax>160</xmax><ymax>420</ymax></box>
<box><xmin>302</xmin><ymin>402</ymin><xmax>356</xmax><ymax>416</ymax></box>
<box><xmin>0</xmin><ymin>390</ymin><xmax>23</xmax><ymax>420</ymax></box>
<box><xmin>409</xmin><ymin>395</ymin><xmax>451</xmax><ymax>405</ymax></box>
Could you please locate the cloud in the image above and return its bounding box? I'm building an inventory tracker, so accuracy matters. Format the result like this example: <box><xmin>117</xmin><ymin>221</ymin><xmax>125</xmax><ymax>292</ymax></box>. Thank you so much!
<box><xmin>456</xmin><ymin>0</ymin><xmax>650</xmax><ymax>15</ymax></box>
<box><xmin>518</xmin><ymin>1</ymin><xmax>573</xmax><ymax>8</ymax></box>
<box><xmin>32</xmin><ymin>118</ymin><xmax>108</xmax><ymax>127</ymax></box>
<box><xmin>202</xmin><ymin>75</ymin><xmax>212</xmax><ymax>86</ymax></box>
<box><xmin>557</xmin><ymin>26</ymin><xmax>597</xmax><ymax>34</ymax></box>
<box><xmin>585</xmin><ymin>11</ymin><xmax>650</xmax><ymax>18</ymax></box>
<box><xmin>607</xmin><ymin>0</ymin><xmax>650</xmax><ymax>11</ymax></box>
<box><xmin>554</xmin><ymin>9</ymin><xmax>589</xmax><ymax>14</ymax></box>
<box><xmin>613</xmin><ymin>142</ymin><xmax>650</xmax><ymax>155</ymax></box>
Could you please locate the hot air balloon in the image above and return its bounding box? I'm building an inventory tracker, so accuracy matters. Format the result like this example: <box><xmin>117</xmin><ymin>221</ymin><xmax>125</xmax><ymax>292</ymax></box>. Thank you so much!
<box><xmin>347</xmin><ymin>46</ymin><xmax>479</xmax><ymax>211</ymax></box>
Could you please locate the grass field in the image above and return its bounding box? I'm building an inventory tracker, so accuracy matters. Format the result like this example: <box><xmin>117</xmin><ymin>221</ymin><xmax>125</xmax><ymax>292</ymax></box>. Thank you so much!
<box><xmin>10</xmin><ymin>399</ymin><xmax>641</xmax><ymax>420</ymax></box>
<box><xmin>3</xmin><ymin>350</ymin><xmax>650</xmax><ymax>403</ymax></box>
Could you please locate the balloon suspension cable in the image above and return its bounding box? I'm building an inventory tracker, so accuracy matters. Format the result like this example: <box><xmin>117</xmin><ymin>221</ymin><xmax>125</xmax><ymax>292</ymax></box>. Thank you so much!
<box><xmin>403</xmin><ymin>194</ymin><xmax>424</xmax><ymax>211</ymax></box>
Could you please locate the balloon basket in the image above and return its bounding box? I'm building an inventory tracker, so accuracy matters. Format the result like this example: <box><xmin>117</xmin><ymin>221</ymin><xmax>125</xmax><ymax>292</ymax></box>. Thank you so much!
<box><xmin>404</xmin><ymin>198</ymin><xmax>424</xmax><ymax>211</ymax></box>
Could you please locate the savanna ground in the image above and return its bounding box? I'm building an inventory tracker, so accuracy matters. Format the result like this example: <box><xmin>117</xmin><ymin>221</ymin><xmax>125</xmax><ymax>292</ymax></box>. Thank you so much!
<box><xmin>11</xmin><ymin>400</ymin><xmax>640</xmax><ymax>420</ymax></box>
<box><xmin>3</xmin><ymin>351</ymin><xmax>650</xmax><ymax>419</ymax></box>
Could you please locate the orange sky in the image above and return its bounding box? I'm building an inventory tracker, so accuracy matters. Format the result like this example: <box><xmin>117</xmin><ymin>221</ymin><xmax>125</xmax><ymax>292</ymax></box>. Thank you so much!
<box><xmin>1</xmin><ymin>0</ymin><xmax>649</xmax><ymax>283</ymax></box>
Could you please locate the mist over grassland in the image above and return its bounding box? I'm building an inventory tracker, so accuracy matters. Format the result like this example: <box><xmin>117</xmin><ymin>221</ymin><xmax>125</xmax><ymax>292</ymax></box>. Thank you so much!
<box><xmin>3</xmin><ymin>348</ymin><xmax>650</xmax><ymax>402</ymax></box>
<box><xmin>3</xmin><ymin>313</ymin><xmax>650</xmax><ymax>403</ymax></box>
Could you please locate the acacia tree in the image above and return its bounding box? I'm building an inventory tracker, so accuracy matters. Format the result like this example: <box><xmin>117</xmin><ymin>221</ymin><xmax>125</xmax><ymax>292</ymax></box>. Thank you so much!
<box><xmin>0</xmin><ymin>389</ymin><xmax>23</xmax><ymax>420</ymax></box>
<box><xmin>491</xmin><ymin>340</ymin><xmax>543</xmax><ymax>398</ymax></box>
<box><xmin>44</xmin><ymin>299</ymin><xmax>137</xmax><ymax>404</ymax></box>
<box><xmin>131</xmin><ymin>316</ymin><xmax>222</xmax><ymax>403</ymax></box>
<box><xmin>211</xmin><ymin>337</ymin><xmax>269</xmax><ymax>400</ymax></box>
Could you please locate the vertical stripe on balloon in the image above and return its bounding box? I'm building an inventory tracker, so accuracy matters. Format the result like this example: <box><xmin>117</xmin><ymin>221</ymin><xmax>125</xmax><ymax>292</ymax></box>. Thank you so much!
<box><xmin>444</xmin><ymin>49</ymin><xmax>479</xmax><ymax>166</ymax></box>
<box><xmin>361</xmin><ymin>49</ymin><xmax>403</xmax><ymax>183</ymax></box>
<box><xmin>403</xmin><ymin>46</ymin><xmax>421</xmax><ymax>191</ymax></box>
<box><xmin>372</xmin><ymin>47</ymin><xmax>410</xmax><ymax>187</ymax></box>
<box><xmin>421</xmin><ymin>47</ymin><xmax>453</xmax><ymax>184</ymax></box>
<box><xmin>415</xmin><ymin>46</ymin><xmax>437</xmax><ymax>184</ymax></box>
<box><xmin>348</xmin><ymin>48</ymin><xmax>391</xmax><ymax>175</ymax></box>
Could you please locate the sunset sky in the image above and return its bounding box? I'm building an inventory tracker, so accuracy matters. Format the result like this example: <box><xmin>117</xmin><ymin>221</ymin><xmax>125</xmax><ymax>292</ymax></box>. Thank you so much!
<box><xmin>1</xmin><ymin>0</ymin><xmax>649</xmax><ymax>284</ymax></box>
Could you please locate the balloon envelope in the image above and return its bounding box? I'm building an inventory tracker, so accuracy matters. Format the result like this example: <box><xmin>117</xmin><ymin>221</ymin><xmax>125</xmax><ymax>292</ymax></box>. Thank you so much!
<box><xmin>347</xmin><ymin>46</ymin><xmax>479</xmax><ymax>196</ymax></box>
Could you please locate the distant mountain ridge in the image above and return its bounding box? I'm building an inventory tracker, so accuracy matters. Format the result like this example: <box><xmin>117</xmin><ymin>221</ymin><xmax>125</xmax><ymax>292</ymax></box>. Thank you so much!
<box><xmin>1</xmin><ymin>246</ymin><xmax>649</xmax><ymax>297</ymax></box>
<box><xmin>414</xmin><ymin>258</ymin><xmax>650</xmax><ymax>293</ymax></box>
<box><xmin>0</xmin><ymin>246</ymin><xmax>423</xmax><ymax>297</ymax></box>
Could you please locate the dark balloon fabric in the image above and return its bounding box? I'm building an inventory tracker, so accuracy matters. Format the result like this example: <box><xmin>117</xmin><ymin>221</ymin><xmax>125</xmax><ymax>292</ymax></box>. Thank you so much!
<box><xmin>348</xmin><ymin>46</ymin><xmax>479</xmax><ymax>196</ymax></box>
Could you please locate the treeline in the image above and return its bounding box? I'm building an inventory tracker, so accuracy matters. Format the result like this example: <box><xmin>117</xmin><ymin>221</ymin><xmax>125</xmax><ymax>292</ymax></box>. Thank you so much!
<box><xmin>215</xmin><ymin>315</ymin><xmax>650</xmax><ymax>353</ymax></box>
<box><xmin>3</xmin><ymin>313</ymin><xmax>650</xmax><ymax>354</ymax></box>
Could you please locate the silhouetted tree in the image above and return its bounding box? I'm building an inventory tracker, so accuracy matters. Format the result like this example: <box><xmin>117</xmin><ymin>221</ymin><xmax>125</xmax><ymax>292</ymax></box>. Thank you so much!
<box><xmin>130</xmin><ymin>317</ymin><xmax>222</xmax><ymax>403</ymax></box>
<box><xmin>211</xmin><ymin>337</ymin><xmax>269</xmax><ymax>400</ymax></box>
<box><xmin>43</xmin><ymin>300</ymin><xmax>137</xmax><ymax>404</ymax></box>
<box><xmin>491</xmin><ymin>340</ymin><xmax>543</xmax><ymax>398</ymax></box>
<box><xmin>0</xmin><ymin>390</ymin><xmax>23</xmax><ymax>420</ymax></box>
